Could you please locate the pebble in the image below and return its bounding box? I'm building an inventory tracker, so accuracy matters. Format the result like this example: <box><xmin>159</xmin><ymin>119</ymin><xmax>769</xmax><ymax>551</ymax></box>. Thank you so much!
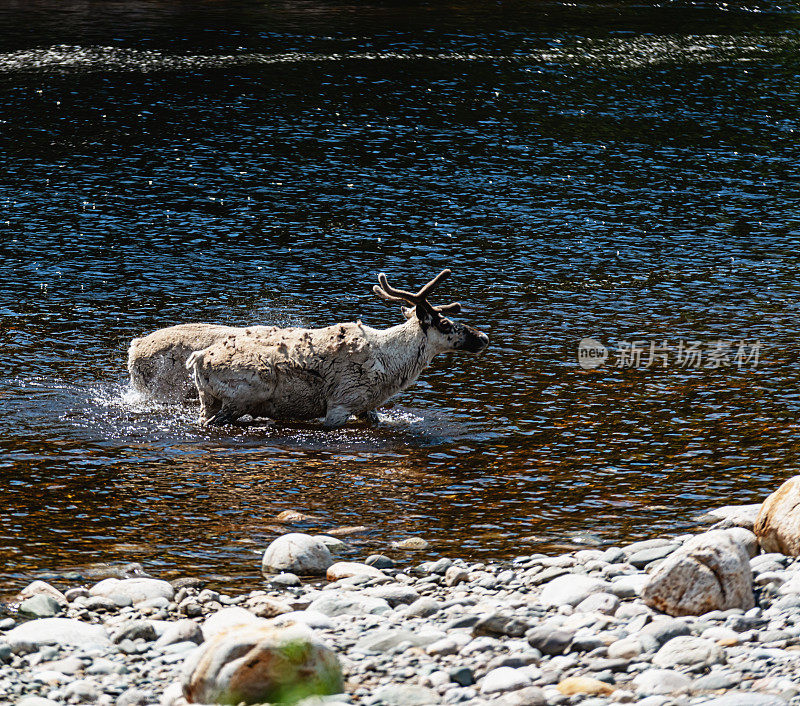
<box><xmin>6</xmin><ymin>520</ymin><xmax>800</xmax><ymax>706</ymax></box>
<box><xmin>480</xmin><ymin>666</ymin><xmax>534</xmax><ymax>694</ymax></box>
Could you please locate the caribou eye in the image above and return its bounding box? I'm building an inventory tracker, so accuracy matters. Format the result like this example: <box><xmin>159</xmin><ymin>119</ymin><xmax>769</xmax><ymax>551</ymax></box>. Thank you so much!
<box><xmin>438</xmin><ymin>320</ymin><xmax>453</xmax><ymax>333</ymax></box>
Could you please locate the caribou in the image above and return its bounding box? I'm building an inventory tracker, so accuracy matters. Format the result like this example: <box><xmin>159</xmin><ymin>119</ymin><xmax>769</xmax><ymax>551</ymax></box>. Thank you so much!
<box><xmin>185</xmin><ymin>270</ymin><xmax>489</xmax><ymax>427</ymax></box>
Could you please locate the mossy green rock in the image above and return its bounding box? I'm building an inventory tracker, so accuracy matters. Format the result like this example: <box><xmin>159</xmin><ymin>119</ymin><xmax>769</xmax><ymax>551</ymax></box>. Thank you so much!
<box><xmin>181</xmin><ymin>623</ymin><xmax>343</xmax><ymax>705</ymax></box>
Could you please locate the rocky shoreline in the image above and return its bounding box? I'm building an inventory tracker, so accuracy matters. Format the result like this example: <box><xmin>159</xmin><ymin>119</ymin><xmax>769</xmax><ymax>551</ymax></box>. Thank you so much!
<box><xmin>2</xmin><ymin>494</ymin><xmax>800</xmax><ymax>706</ymax></box>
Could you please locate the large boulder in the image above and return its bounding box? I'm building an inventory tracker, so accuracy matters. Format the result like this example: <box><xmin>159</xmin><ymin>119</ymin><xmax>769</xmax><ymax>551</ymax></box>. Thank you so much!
<box><xmin>182</xmin><ymin>623</ymin><xmax>342</xmax><ymax>705</ymax></box>
<box><xmin>16</xmin><ymin>581</ymin><xmax>68</xmax><ymax>607</ymax></box>
<box><xmin>755</xmin><ymin>476</ymin><xmax>800</xmax><ymax>555</ymax></box>
<box><xmin>262</xmin><ymin>534</ymin><xmax>333</xmax><ymax>576</ymax></box>
<box><xmin>642</xmin><ymin>530</ymin><xmax>754</xmax><ymax>616</ymax></box>
<box><xmin>89</xmin><ymin>577</ymin><xmax>174</xmax><ymax>605</ymax></box>
<box><xmin>4</xmin><ymin>618</ymin><xmax>110</xmax><ymax>652</ymax></box>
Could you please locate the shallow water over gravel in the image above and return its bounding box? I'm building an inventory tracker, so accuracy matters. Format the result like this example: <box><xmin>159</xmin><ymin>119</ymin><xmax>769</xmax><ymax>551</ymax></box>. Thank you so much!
<box><xmin>2</xmin><ymin>0</ymin><xmax>800</xmax><ymax>595</ymax></box>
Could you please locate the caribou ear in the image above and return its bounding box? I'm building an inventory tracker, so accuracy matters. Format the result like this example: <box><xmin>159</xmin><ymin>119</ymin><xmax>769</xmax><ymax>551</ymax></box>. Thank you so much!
<box><xmin>400</xmin><ymin>306</ymin><xmax>414</xmax><ymax>320</ymax></box>
<box><xmin>414</xmin><ymin>304</ymin><xmax>435</xmax><ymax>328</ymax></box>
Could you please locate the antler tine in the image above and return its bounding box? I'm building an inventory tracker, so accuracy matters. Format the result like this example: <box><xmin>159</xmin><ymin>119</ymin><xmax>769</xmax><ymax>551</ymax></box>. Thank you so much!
<box><xmin>416</xmin><ymin>269</ymin><xmax>451</xmax><ymax>300</ymax></box>
<box><xmin>372</xmin><ymin>284</ymin><xmax>408</xmax><ymax>304</ymax></box>
<box><xmin>435</xmin><ymin>302</ymin><xmax>461</xmax><ymax>314</ymax></box>
<box><xmin>374</xmin><ymin>271</ymin><xmax>458</xmax><ymax>314</ymax></box>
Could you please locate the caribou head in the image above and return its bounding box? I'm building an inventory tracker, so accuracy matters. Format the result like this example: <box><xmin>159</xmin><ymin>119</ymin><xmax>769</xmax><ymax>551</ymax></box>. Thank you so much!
<box><xmin>373</xmin><ymin>269</ymin><xmax>489</xmax><ymax>354</ymax></box>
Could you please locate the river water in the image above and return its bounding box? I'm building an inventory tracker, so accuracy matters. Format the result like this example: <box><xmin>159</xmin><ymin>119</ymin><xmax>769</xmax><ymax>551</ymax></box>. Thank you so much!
<box><xmin>1</xmin><ymin>0</ymin><xmax>799</xmax><ymax>595</ymax></box>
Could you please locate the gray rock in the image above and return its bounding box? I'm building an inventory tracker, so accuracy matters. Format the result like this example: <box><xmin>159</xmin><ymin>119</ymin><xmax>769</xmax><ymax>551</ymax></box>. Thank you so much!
<box><xmin>111</xmin><ymin>620</ymin><xmax>157</xmax><ymax>644</ymax></box>
<box><xmin>486</xmin><ymin>653</ymin><xmax>541</xmax><ymax>671</ymax></box>
<box><xmin>371</xmin><ymin>685</ymin><xmax>439</xmax><ymax>706</ymax></box>
<box><xmin>16</xmin><ymin>580</ymin><xmax>68</xmax><ymax>606</ymax></box>
<box><xmin>607</xmin><ymin>574</ymin><xmax>649</xmax><ymax>598</ymax></box>
<box><xmin>85</xmin><ymin>595</ymin><xmax>131</xmax><ymax>612</ymax></box>
<box><xmin>652</xmin><ymin>636</ymin><xmax>724</xmax><ymax>668</ymax></box>
<box><xmin>480</xmin><ymin>666</ymin><xmax>534</xmax><ymax>694</ymax></box>
<box><xmin>402</xmin><ymin>597</ymin><xmax>442</xmax><ymax>617</ymax></box>
<box><xmin>691</xmin><ymin>671</ymin><xmax>742</xmax><ymax>692</ymax></box>
<box><xmin>449</xmin><ymin>666</ymin><xmax>475</xmax><ymax>686</ymax></box>
<box><xmin>643</xmin><ymin>530</ymin><xmax>754</xmax><ymax>616</ymax></box>
<box><xmin>63</xmin><ymin>679</ymin><xmax>100</xmax><ymax>703</ymax></box>
<box><xmin>365</xmin><ymin>554</ymin><xmax>396</xmax><ymax>569</ymax></box>
<box><xmin>538</xmin><ymin>574</ymin><xmax>608</xmax><ymax>607</ymax></box>
<box><xmin>89</xmin><ymin>577</ymin><xmax>174</xmax><ymax>605</ymax></box>
<box><xmin>700</xmin><ymin>504</ymin><xmax>762</xmax><ymax>530</ymax></box>
<box><xmin>154</xmin><ymin>618</ymin><xmax>204</xmax><ymax>647</ymax></box>
<box><xmin>355</xmin><ymin>628</ymin><xmax>444</xmax><ymax>653</ymax></box>
<box><xmin>695</xmin><ymin>695</ymin><xmax>787</xmax><ymax>706</ymax></box>
<box><xmin>42</xmin><ymin>655</ymin><xmax>85</xmax><ymax>675</ymax></box>
<box><xmin>367</xmin><ymin>584</ymin><xmax>420</xmax><ymax>607</ymax></box>
<box><xmin>445</xmin><ymin>566</ymin><xmax>470</xmax><ymax>586</ymax></box>
<box><xmin>623</xmin><ymin>538</ymin><xmax>676</xmax><ymax>555</ymax></box>
<box><xmin>725</xmin><ymin>527</ymin><xmax>759</xmax><ymax>559</ymax></box>
<box><xmin>4</xmin><ymin>618</ymin><xmax>110</xmax><ymax>651</ymax></box>
<box><xmin>18</xmin><ymin>594</ymin><xmax>63</xmax><ymax>618</ymax></box>
<box><xmin>607</xmin><ymin>636</ymin><xmax>644</xmax><ymax>659</ymax></box>
<box><xmin>473</xmin><ymin>613</ymin><xmax>530</xmax><ymax>638</ymax></box>
<box><xmin>202</xmin><ymin>606</ymin><xmax>263</xmax><ymax>640</ymax></box>
<box><xmin>309</xmin><ymin>593</ymin><xmax>391</xmax><ymax>617</ymax></box>
<box><xmin>494</xmin><ymin>687</ymin><xmax>547</xmax><ymax>706</ymax></box>
<box><xmin>116</xmin><ymin>688</ymin><xmax>153</xmax><ymax>706</ymax></box>
<box><xmin>575</xmin><ymin>592</ymin><xmax>620</xmax><ymax>615</ymax></box>
<box><xmin>492</xmin><ymin>686</ymin><xmax>552</xmax><ymax>706</ymax></box>
<box><xmin>270</xmin><ymin>572</ymin><xmax>302</xmax><ymax>587</ymax></box>
<box><xmin>0</xmin><ymin>641</ymin><xmax>11</xmax><ymax>663</ymax></box>
<box><xmin>633</xmin><ymin>668</ymin><xmax>692</xmax><ymax>694</ymax></box>
<box><xmin>628</xmin><ymin>544</ymin><xmax>679</xmax><ymax>568</ymax></box>
<box><xmin>526</xmin><ymin>626</ymin><xmax>572</xmax><ymax>655</ymax></box>
<box><xmin>443</xmin><ymin>615</ymin><xmax>480</xmax><ymax>630</ymax></box>
<box><xmin>640</xmin><ymin>618</ymin><xmax>692</xmax><ymax>647</ymax></box>
<box><xmin>262</xmin><ymin>533</ymin><xmax>333</xmax><ymax>575</ymax></box>
<box><xmin>420</xmin><ymin>558</ymin><xmax>452</xmax><ymax>575</ymax></box>
<box><xmin>17</xmin><ymin>698</ymin><xmax>61</xmax><ymax>706</ymax></box>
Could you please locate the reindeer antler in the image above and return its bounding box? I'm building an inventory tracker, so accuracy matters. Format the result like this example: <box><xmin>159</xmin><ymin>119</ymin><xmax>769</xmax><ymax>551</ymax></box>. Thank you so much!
<box><xmin>373</xmin><ymin>270</ymin><xmax>462</xmax><ymax>315</ymax></box>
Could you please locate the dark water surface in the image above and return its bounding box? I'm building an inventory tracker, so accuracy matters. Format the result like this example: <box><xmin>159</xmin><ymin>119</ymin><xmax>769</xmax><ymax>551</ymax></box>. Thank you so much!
<box><xmin>2</xmin><ymin>0</ymin><xmax>800</xmax><ymax>595</ymax></box>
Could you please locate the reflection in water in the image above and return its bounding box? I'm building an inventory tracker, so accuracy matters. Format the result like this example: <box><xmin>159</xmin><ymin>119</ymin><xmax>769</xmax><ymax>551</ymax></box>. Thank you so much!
<box><xmin>1</xmin><ymin>0</ymin><xmax>800</xmax><ymax>595</ymax></box>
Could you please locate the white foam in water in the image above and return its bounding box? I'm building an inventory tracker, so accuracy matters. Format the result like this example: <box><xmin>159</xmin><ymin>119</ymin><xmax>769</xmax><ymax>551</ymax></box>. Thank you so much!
<box><xmin>0</xmin><ymin>35</ymin><xmax>796</xmax><ymax>74</ymax></box>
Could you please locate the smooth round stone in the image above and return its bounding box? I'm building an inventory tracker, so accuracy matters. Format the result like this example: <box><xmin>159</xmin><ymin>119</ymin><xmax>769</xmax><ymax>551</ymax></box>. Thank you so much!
<box><xmin>366</xmin><ymin>584</ymin><xmax>420</xmax><ymax>607</ymax></box>
<box><xmin>695</xmin><ymin>695</ymin><xmax>788</xmax><ymax>705</ymax></box>
<box><xmin>480</xmin><ymin>666</ymin><xmax>534</xmax><ymax>694</ymax></box>
<box><xmin>308</xmin><ymin>593</ymin><xmax>391</xmax><ymax>617</ymax></box>
<box><xmin>607</xmin><ymin>636</ymin><xmax>644</xmax><ymax>660</ymax></box>
<box><xmin>18</xmin><ymin>595</ymin><xmax>63</xmax><ymax>619</ymax></box>
<box><xmin>633</xmin><ymin>668</ymin><xmax>692</xmax><ymax>694</ymax></box>
<box><xmin>401</xmin><ymin>597</ymin><xmax>443</xmax><ymax>618</ymax></box>
<box><xmin>652</xmin><ymin>636</ymin><xmax>724</xmax><ymax>668</ymax></box>
<box><xmin>575</xmin><ymin>592</ymin><xmax>620</xmax><ymax>615</ymax></box>
<box><xmin>555</xmin><ymin>676</ymin><xmax>614</xmax><ymax>696</ymax></box>
<box><xmin>627</xmin><ymin>545</ymin><xmax>680</xmax><ymax>568</ymax></box>
<box><xmin>262</xmin><ymin>534</ymin><xmax>333</xmax><ymax>575</ymax></box>
<box><xmin>538</xmin><ymin>575</ymin><xmax>609</xmax><ymax>607</ymax></box>
<box><xmin>4</xmin><ymin>618</ymin><xmax>110</xmax><ymax>651</ymax></box>
<box><xmin>526</xmin><ymin>626</ymin><xmax>573</xmax><ymax>656</ymax></box>
<box><xmin>89</xmin><ymin>577</ymin><xmax>174</xmax><ymax>605</ymax></box>
<box><xmin>202</xmin><ymin>607</ymin><xmax>263</xmax><ymax>640</ymax></box>
<box><xmin>270</xmin><ymin>572</ymin><xmax>302</xmax><ymax>588</ymax></box>
<box><xmin>691</xmin><ymin>670</ymin><xmax>742</xmax><ymax>691</ymax></box>
<box><xmin>326</xmin><ymin>561</ymin><xmax>387</xmax><ymax>581</ymax></box>
<box><xmin>371</xmin><ymin>684</ymin><xmax>438</xmax><ymax>705</ymax></box>
<box><xmin>365</xmin><ymin>554</ymin><xmax>396</xmax><ymax>569</ymax></box>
